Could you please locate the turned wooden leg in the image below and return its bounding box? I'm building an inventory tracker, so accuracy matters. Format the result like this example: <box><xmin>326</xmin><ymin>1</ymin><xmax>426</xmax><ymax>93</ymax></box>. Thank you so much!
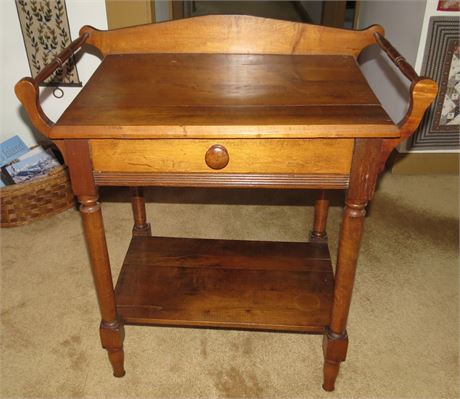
<box><xmin>311</xmin><ymin>189</ymin><xmax>329</xmax><ymax>241</ymax></box>
<box><xmin>322</xmin><ymin>199</ymin><xmax>367</xmax><ymax>391</ymax></box>
<box><xmin>80</xmin><ymin>196</ymin><xmax>126</xmax><ymax>377</ymax></box>
<box><xmin>100</xmin><ymin>320</ymin><xmax>125</xmax><ymax>377</ymax></box>
<box><xmin>130</xmin><ymin>187</ymin><xmax>151</xmax><ymax>236</ymax></box>
<box><xmin>323</xmin><ymin>329</ymin><xmax>349</xmax><ymax>391</ymax></box>
<box><xmin>320</xmin><ymin>139</ymin><xmax>382</xmax><ymax>391</ymax></box>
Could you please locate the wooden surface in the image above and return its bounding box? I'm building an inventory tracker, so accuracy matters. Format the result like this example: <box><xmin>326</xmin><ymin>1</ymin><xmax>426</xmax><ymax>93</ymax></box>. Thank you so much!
<box><xmin>115</xmin><ymin>237</ymin><xmax>334</xmax><ymax>332</ymax></box>
<box><xmin>51</xmin><ymin>53</ymin><xmax>399</xmax><ymax>139</ymax></box>
<box><xmin>80</xmin><ymin>14</ymin><xmax>382</xmax><ymax>57</ymax></box>
<box><xmin>92</xmin><ymin>172</ymin><xmax>350</xmax><ymax>189</ymax></box>
<box><xmin>16</xmin><ymin>15</ymin><xmax>436</xmax><ymax>153</ymax></box>
<box><xmin>90</xmin><ymin>138</ymin><xmax>354</xmax><ymax>174</ymax></box>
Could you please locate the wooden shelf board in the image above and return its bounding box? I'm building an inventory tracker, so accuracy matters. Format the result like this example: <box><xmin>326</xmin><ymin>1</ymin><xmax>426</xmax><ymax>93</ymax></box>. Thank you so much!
<box><xmin>115</xmin><ymin>237</ymin><xmax>334</xmax><ymax>333</ymax></box>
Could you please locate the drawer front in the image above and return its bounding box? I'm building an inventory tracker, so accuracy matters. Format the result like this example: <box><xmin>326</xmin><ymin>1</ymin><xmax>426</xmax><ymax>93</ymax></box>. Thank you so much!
<box><xmin>90</xmin><ymin>139</ymin><xmax>353</xmax><ymax>175</ymax></box>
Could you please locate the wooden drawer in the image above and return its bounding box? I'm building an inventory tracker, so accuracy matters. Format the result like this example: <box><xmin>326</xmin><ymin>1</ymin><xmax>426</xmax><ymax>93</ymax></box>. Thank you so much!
<box><xmin>90</xmin><ymin>139</ymin><xmax>353</xmax><ymax>175</ymax></box>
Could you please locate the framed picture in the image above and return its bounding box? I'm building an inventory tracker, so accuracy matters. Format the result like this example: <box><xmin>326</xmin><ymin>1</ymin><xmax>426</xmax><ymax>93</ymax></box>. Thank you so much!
<box><xmin>409</xmin><ymin>17</ymin><xmax>460</xmax><ymax>151</ymax></box>
<box><xmin>437</xmin><ymin>1</ymin><xmax>460</xmax><ymax>11</ymax></box>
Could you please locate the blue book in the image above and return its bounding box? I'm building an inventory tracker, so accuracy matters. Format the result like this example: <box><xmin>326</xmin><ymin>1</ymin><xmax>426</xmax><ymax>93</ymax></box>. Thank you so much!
<box><xmin>0</xmin><ymin>135</ymin><xmax>29</xmax><ymax>167</ymax></box>
<box><xmin>5</xmin><ymin>147</ymin><xmax>60</xmax><ymax>184</ymax></box>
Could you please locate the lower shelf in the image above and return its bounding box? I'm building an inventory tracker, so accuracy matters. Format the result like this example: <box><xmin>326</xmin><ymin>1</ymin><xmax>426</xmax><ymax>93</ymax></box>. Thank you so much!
<box><xmin>115</xmin><ymin>236</ymin><xmax>334</xmax><ymax>333</ymax></box>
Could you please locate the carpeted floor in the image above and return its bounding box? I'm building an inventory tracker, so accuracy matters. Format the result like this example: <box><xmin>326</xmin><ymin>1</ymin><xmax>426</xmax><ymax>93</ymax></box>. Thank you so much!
<box><xmin>1</xmin><ymin>173</ymin><xmax>458</xmax><ymax>398</ymax></box>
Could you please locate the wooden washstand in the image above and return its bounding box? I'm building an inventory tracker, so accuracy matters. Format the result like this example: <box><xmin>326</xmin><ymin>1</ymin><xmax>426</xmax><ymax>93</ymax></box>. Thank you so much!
<box><xmin>15</xmin><ymin>15</ymin><xmax>437</xmax><ymax>391</ymax></box>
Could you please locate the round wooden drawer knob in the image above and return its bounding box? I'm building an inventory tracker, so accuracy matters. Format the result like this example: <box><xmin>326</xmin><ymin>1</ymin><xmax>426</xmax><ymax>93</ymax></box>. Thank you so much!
<box><xmin>205</xmin><ymin>144</ymin><xmax>229</xmax><ymax>170</ymax></box>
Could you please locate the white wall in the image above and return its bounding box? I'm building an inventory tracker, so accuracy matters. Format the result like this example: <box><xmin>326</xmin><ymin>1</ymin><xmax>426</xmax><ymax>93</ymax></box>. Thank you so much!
<box><xmin>0</xmin><ymin>0</ymin><xmax>107</xmax><ymax>147</ymax></box>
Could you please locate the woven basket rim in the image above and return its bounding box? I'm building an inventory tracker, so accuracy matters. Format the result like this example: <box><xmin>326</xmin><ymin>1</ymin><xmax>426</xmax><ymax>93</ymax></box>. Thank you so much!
<box><xmin>1</xmin><ymin>164</ymin><xmax>74</xmax><ymax>228</ymax></box>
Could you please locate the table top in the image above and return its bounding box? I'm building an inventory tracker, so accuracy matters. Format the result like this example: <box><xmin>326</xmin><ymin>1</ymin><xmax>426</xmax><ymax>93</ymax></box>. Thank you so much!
<box><xmin>51</xmin><ymin>53</ymin><xmax>400</xmax><ymax>139</ymax></box>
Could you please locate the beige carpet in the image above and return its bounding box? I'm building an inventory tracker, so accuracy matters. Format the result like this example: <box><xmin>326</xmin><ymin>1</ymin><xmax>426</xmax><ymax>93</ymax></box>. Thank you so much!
<box><xmin>1</xmin><ymin>173</ymin><xmax>458</xmax><ymax>398</ymax></box>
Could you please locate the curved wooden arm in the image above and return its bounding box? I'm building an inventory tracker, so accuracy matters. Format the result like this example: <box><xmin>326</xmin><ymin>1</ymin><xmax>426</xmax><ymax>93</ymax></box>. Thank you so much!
<box><xmin>15</xmin><ymin>77</ymin><xmax>54</xmax><ymax>136</ymax></box>
<box><xmin>373</xmin><ymin>32</ymin><xmax>438</xmax><ymax>138</ymax></box>
<box><xmin>398</xmin><ymin>78</ymin><xmax>439</xmax><ymax>138</ymax></box>
<box><xmin>14</xmin><ymin>33</ymin><xmax>89</xmax><ymax>138</ymax></box>
<box><xmin>373</xmin><ymin>32</ymin><xmax>438</xmax><ymax>170</ymax></box>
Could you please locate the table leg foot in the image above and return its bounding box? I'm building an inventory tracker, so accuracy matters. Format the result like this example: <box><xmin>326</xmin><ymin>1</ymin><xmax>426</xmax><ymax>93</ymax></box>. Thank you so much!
<box><xmin>132</xmin><ymin>222</ymin><xmax>152</xmax><ymax>237</ymax></box>
<box><xmin>100</xmin><ymin>320</ymin><xmax>126</xmax><ymax>377</ymax></box>
<box><xmin>108</xmin><ymin>349</ymin><xmax>126</xmax><ymax>377</ymax></box>
<box><xmin>322</xmin><ymin>360</ymin><xmax>340</xmax><ymax>391</ymax></box>
<box><xmin>310</xmin><ymin>231</ymin><xmax>328</xmax><ymax>242</ymax></box>
<box><xmin>322</xmin><ymin>329</ymin><xmax>348</xmax><ymax>392</ymax></box>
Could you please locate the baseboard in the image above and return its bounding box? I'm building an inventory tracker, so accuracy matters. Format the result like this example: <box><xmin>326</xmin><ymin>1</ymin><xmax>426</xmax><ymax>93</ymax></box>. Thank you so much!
<box><xmin>389</xmin><ymin>152</ymin><xmax>459</xmax><ymax>175</ymax></box>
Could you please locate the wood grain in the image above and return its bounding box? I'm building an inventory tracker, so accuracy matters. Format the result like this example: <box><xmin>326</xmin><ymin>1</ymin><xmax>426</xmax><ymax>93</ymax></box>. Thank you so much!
<box><xmin>15</xmin><ymin>78</ymin><xmax>53</xmax><ymax>137</ymax></box>
<box><xmin>311</xmin><ymin>190</ymin><xmax>329</xmax><ymax>241</ymax></box>
<box><xmin>90</xmin><ymin>138</ymin><xmax>354</xmax><ymax>175</ymax></box>
<box><xmin>51</xmin><ymin>53</ymin><xmax>399</xmax><ymax>139</ymax></box>
<box><xmin>123</xmin><ymin>236</ymin><xmax>331</xmax><ymax>270</ymax></box>
<box><xmin>205</xmin><ymin>144</ymin><xmax>229</xmax><ymax>170</ymax></box>
<box><xmin>64</xmin><ymin>139</ymin><xmax>125</xmax><ymax>377</ymax></box>
<box><xmin>130</xmin><ymin>187</ymin><xmax>151</xmax><ymax>237</ymax></box>
<box><xmin>52</xmin><ymin>107</ymin><xmax>399</xmax><ymax>139</ymax></box>
<box><xmin>15</xmin><ymin>16</ymin><xmax>436</xmax><ymax>147</ymax></box>
<box><xmin>322</xmin><ymin>329</ymin><xmax>348</xmax><ymax>391</ymax></box>
<box><xmin>80</xmin><ymin>14</ymin><xmax>383</xmax><ymax>57</ymax></box>
<box><xmin>64</xmin><ymin>140</ymin><xmax>97</xmax><ymax>197</ymax></box>
<box><xmin>379</xmin><ymin>77</ymin><xmax>438</xmax><ymax>170</ymax></box>
<box><xmin>322</xmin><ymin>139</ymin><xmax>383</xmax><ymax>391</ymax></box>
<box><xmin>115</xmin><ymin>236</ymin><xmax>334</xmax><ymax>332</ymax></box>
<box><xmin>92</xmin><ymin>172</ymin><xmax>350</xmax><ymax>189</ymax></box>
<box><xmin>67</xmin><ymin>54</ymin><xmax>380</xmax><ymax>106</ymax></box>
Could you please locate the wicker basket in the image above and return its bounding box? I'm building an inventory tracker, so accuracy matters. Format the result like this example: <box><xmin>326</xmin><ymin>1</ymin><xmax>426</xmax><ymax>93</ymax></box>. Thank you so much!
<box><xmin>0</xmin><ymin>165</ymin><xmax>75</xmax><ymax>227</ymax></box>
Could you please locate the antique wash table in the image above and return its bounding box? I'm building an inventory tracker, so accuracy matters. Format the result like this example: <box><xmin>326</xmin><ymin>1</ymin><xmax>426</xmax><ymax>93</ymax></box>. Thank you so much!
<box><xmin>15</xmin><ymin>16</ymin><xmax>437</xmax><ymax>391</ymax></box>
